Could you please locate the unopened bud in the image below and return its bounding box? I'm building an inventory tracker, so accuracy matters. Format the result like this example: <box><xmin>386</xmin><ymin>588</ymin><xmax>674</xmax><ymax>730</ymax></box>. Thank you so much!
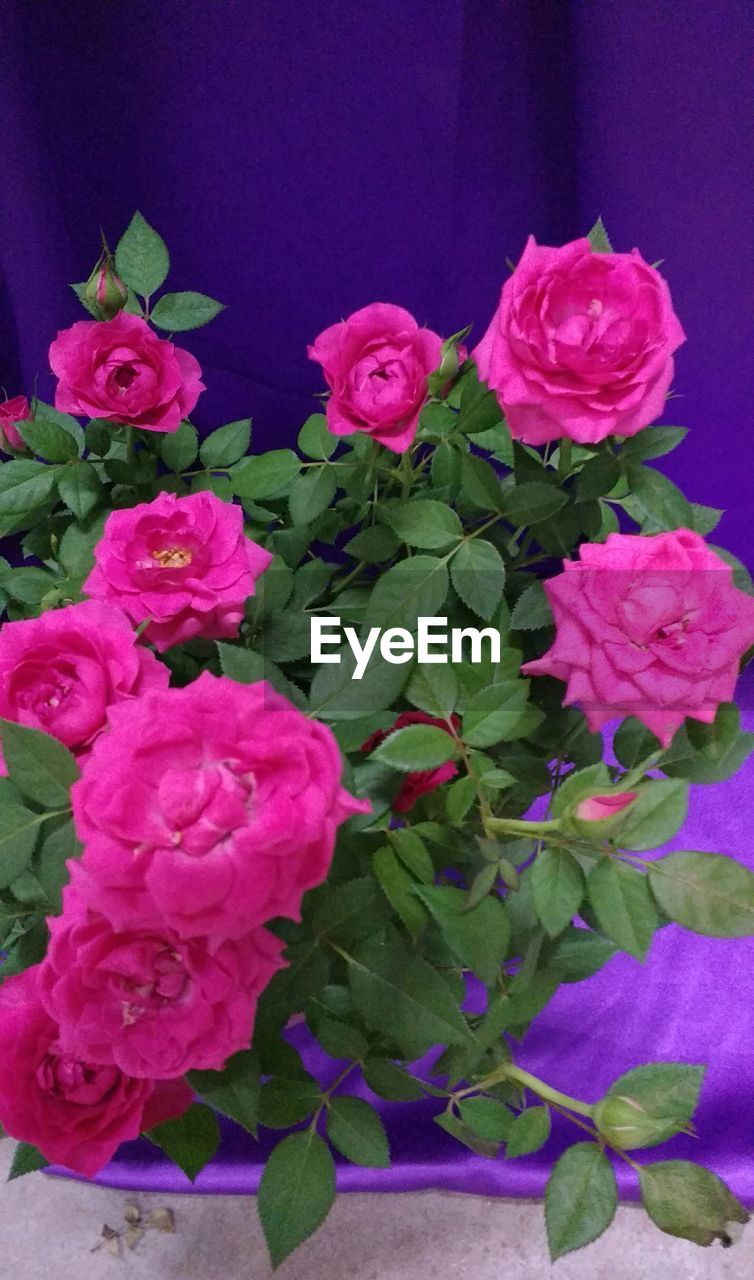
<box><xmin>85</xmin><ymin>258</ymin><xmax>128</xmax><ymax>320</ymax></box>
<box><xmin>593</xmin><ymin>1093</ymin><xmax>683</xmax><ymax>1150</ymax></box>
<box><xmin>563</xmin><ymin>790</ymin><xmax>638</xmax><ymax>837</ymax></box>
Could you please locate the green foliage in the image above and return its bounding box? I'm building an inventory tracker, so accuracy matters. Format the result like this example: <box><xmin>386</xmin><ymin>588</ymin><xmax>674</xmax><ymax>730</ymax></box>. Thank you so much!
<box><xmin>648</xmin><ymin>851</ymin><xmax>754</xmax><ymax>937</ymax></box>
<box><xmin>8</xmin><ymin>1142</ymin><xmax>50</xmax><ymax>1180</ymax></box>
<box><xmin>146</xmin><ymin>1104</ymin><xmax>221</xmax><ymax>1182</ymax></box>
<box><xmin>639</xmin><ymin>1161</ymin><xmax>748</xmax><ymax>1247</ymax></box>
<box><xmin>545</xmin><ymin>1143</ymin><xmax>617</xmax><ymax>1260</ymax></box>
<box><xmin>115</xmin><ymin>211</ymin><xmax>170</xmax><ymax>296</ymax></box>
<box><xmin>150</xmin><ymin>290</ymin><xmax>225</xmax><ymax>330</ymax></box>
<box><xmin>258</xmin><ymin>1131</ymin><xmax>336</xmax><ymax>1269</ymax></box>
<box><xmin>594</xmin><ymin>1063</ymin><xmax>705</xmax><ymax>1150</ymax></box>
<box><xmin>326</xmin><ymin>1096</ymin><xmax>390</xmax><ymax>1167</ymax></box>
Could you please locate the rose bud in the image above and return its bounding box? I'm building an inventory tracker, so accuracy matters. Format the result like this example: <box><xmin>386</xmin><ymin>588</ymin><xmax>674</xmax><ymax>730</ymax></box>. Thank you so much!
<box><xmin>84</xmin><ymin>257</ymin><xmax>128</xmax><ymax>320</ymax></box>
<box><xmin>563</xmin><ymin>790</ymin><xmax>639</xmax><ymax>837</ymax></box>
<box><xmin>593</xmin><ymin>1092</ymin><xmax>689</xmax><ymax>1151</ymax></box>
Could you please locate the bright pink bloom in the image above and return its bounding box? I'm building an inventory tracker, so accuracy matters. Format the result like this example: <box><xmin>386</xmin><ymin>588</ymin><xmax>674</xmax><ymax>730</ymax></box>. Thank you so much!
<box><xmin>49</xmin><ymin>311</ymin><xmax>204</xmax><ymax>432</ymax></box>
<box><xmin>71</xmin><ymin>673</ymin><xmax>369</xmax><ymax>942</ymax></box>
<box><xmin>0</xmin><ymin>395</ymin><xmax>30</xmax><ymax>451</ymax></box>
<box><xmin>82</xmin><ymin>490</ymin><xmax>272</xmax><ymax>652</ymax></box>
<box><xmin>308</xmin><ymin>303</ymin><xmax>443</xmax><ymax>453</ymax></box>
<box><xmin>522</xmin><ymin>530</ymin><xmax>754</xmax><ymax>747</ymax></box>
<box><xmin>0</xmin><ymin>966</ymin><xmax>189</xmax><ymax>1178</ymax></box>
<box><xmin>473</xmin><ymin>236</ymin><xmax>685</xmax><ymax>445</ymax></box>
<box><xmin>0</xmin><ymin>601</ymin><xmax>167</xmax><ymax>759</ymax></box>
<box><xmin>39</xmin><ymin>885</ymin><xmax>284</xmax><ymax>1079</ymax></box>
<box><xmin>362</xmin><ymin>710</ymin><xmax>460</xmax><ymax>812</ymax></box>
<box><xmin>575</xmin><ymin>792</ymin><xmax>638</xmax><ymax>823</ymax></box>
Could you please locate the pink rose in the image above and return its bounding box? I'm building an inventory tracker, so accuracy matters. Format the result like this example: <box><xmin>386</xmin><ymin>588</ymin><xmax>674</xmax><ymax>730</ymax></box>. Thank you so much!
<box><xmin>0</xmin><ymin>966</ymin><xmax>191</xmax><ymax>1177</ymax></box>
<box><xmin>574</xmin><ymin>792</ymin><xmax>638</xmax><ymax>823</ymax></box>
<box><xmin>0</xmin><ymin>601</ymin><xmax>167</xmax><ymax>759</ymax></box>
<box><xmin>82</xmin><ymin>490</ymin><xmax>272</xmax><ymax>652</ymax></box>
<box><xmin>308</xmin><ymin>303</ymin><xmax>443</xmax><ymax>453</ymax></box>
<box><xmin>473</xmin><ymin>236</ymin><xmax>685</xmax><ymax>445</ymax></box>
<box><xmin>71</xmin><ymin>673</ymin><xmax>370</xmax><ymax>942</ymax></box>
<box><xmin>49</xmin><ymin>311</ymin><xmax>204</xmax><ymax>432</ymax></box>
<box><xmin>39</xmin><ymin>885</ymin><xmax>284</xmax><ymax>1079</ymax></box>
<box><xmin>362</xmin><ymin>710</ymin><xmax>460</xmax><ymax>812</ymax></box>
<box><xmin>0</xmin><ymin>394</ymin><xmax>30</xmax><ymax>451</ymax></box>
<box><xmin>522</xmin><ymin>530</ymin><xmax>754</xmax><ymax>747</ymax></box>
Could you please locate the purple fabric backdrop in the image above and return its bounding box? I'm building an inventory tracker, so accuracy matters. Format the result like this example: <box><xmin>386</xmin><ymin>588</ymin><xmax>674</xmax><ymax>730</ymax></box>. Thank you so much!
<box><xmin>0</xmin><ymin>1</ymin><xmax>752</xmax><ymax>557</ymax></box>
<box><xmin>48</xmin><ymin>664</ymin><xmax>754</xmax><ymax>1202</ymax></box>
<box><xmin>1</xmin><ymin>0</ymin><xmax>752</xmax><ymax>1200</ymax></box>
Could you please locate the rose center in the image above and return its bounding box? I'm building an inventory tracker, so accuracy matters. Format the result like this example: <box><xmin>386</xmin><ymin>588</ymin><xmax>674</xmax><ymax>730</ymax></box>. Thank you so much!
<box><xmin>113</xmin><ymin>363</ymin><xmax>139</xmax><ymax>391</ymax></box>
<box><xmin>653</xmin><ymin>617</ymin><xmax>688</xmax><ymax>647</ymax></box>
<box><xmin>36</xmin><ymin>1043</ymin><xmax>114</xmax><ymax>1105</ymax></box>
<box><xmin>152</xmin><ymin>546</ymin><xmax>193</xmax><ymax>568</ymax></box>
<box><xmin>116</xmin><ymin>945</ymin><xmax>191</xmax><ymax>1027</ymax></box>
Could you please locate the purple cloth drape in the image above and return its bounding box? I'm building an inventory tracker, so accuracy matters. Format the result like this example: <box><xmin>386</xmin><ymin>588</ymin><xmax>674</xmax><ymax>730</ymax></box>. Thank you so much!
<box><xmin>1</xmin><ymin>0</ymin><xmax>751</xmax><ymax>1198</ymax></box>
<box><xmin>0</xmin><ymin>1</ymin><xmax>751</xmax><ymax>557</ymax></box>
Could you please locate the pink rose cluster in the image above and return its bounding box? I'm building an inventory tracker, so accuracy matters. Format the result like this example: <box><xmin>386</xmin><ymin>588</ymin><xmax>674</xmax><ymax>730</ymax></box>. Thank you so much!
<box><xmin>523</xmin><ymin>529</ymin><xmax>754</xmax><ymax>748</ymax></box>
<box><xmin>0</xmin><ymin>527</ymin><xmax>365</xmax><ymax>1175</ymax></box>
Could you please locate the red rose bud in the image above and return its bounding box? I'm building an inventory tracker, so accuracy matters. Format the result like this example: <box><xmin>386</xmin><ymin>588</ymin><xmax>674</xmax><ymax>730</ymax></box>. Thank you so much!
<box><xmin>84</xmin><ymin>258</ymin><xmax>128</xmax><ymax>320</ymax></box>
<box><xmin>563</xmin><ymin>789</ymin><xmax>638</xmax><ymax>838</ymax></box>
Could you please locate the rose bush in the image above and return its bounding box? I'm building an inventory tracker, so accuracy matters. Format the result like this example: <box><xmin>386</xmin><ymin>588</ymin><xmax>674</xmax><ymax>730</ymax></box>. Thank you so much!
<box><xmin>0</xmin><ymin>212</ymin><xmax>751</xmax><ymax>1267</ymax></box>
<box><xmin>82</xmin><ymin>490</ymin><xmax>272</xmax><ymax>651</ymax></box>
<box><xmin>49</xmin><ymin>311</ymin><xmax>204</xmax><ymax>432</ymax></box>
<box><xmin>473</xmin><ymin>235</ymin><xmax>685</xmax><ymax>444</ymax></box>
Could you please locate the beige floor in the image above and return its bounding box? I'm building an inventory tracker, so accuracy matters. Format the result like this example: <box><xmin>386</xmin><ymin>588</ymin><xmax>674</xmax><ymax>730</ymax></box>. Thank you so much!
<box><xmin>1</xmin><ymin>1141</ymin><xmax>750</xmax><ymax>1279</ymax></box>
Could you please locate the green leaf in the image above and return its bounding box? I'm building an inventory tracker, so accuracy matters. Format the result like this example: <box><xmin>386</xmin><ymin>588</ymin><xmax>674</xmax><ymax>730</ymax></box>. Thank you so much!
<box><xmin>298</xmin><ymin>413</ymin><xmax>337</xmax><ymax>460</ymax></box>
<box><xmin>386</xmin><ymin>499</ymin><xmax>462</xmax><ymax>550</ymax></box>
<box><xmin>258</xmin><ymin>1131</ymin><xmax>336</xmax><ymax>1269</ymax></box>
<box><xmin>326</xmin><ymin>1097</ymin><xmax>390</xmax><ymax>1168</ymax></box>
<box><xmin>405</xmin><ymin>663</ymin><xmax>458</xmax><ymax>720</ymax></box>
<box><xmin>150</xmin><ymin>290</ymin><xmax>224</xmax><ymax>331</ymax></box>
<box><xmin>445</xmin><ymin>774</ymin><xmax>477</xmax><ymax>824</ymax></box>
<box><xmin>531</xmin><ymin>848</ymin><xmax>585</xmax><ymax>937</ymax></box>
<box><xmin>36</xmin><ymin>818</ymin><xmax>81</xmax><ymax>909</ymax></box>
<box><xmin>187</xmin><ymin>1049</ymin><xmax>261</xmax><ymax>1138</ymax></box>
<box><xmin>545</xmin><ymin>1143</ymin><xmax>617</xmax><ymax>1260</ymax></box>
<box><xmin>625</xmin><ymin>464</ymin><xmax>692</xmax><ymax>531</ymax></box>
<box><xmin>308</xmin><ymin>643</ymin><xmax>410</xmax><ymax>721</ymax></box>
<box><xmin>115</xmin><ymin>211</ymin><xmax>170</xmax><ymax>296</ymax></box>
<box><xmin>199</xmin><ymin>419</ymin><xmax>251</xmax><ymax>469</ymax></box>
<box><xmin>29</xmin><ymin>402</ymin><xmax>84</xmax><ymax>454</ymax></box>
<box><xmin>500</xmin><ymin>482</ymin><xmax>567</xmax><ymax>526</ymax></box>
<box><xmin>587</xmin><ymin>859</ymin><xmax>658</xmax><ymax>960</ymax></box>
<box><xmin>587</xmin><ymin>216</ymin><xmax>613</xmax><ymax>253</ymax></box>
<box><xmin>550</xmin><ymin>928</ymin><xmax>619</xmax><ymax>983</ymax></box>
<box><xmin>506</xmin><ymin>1106</ymin><xmax>551</xmax><ymax>1158</ymax></box>
<box><xmin>510</xmin><ymin>581</ymin><xmax>553</xmax><ymax>630</ymax></box>
<box><xmin>365</xmin><ymin>555</ymin><xmax>449</xmax><ymax>631</ymax></box>
<box><xmin>348</xmin><ymin>937</ymin><xmax>474</xmax><ymax>1056</ymax></box>
<box><xmin>159</xmin><ymin>421</ymin><xmax>198</xmax><ymax>472</ymax></box>
<box><xmin>661</xmin><ymin>704</ymin><xmax>754</xmax><ymax>784</ymax></box>
<box><xmin>435</xmin><ymin>1109</ymin><xmax>500</xmax><ymax>1158</ymax></box>
<box><xmin>388</xmin><ymin>827</ymin><xmax>435</xmax><ymax>882</ymax></box>
<box><xmin>310</xmin><ymin>1016</ymin><xmax>368</xmax><ymax>1062</ymax></box>
<box><xmin>458</xmin><ymin>370</ymin><xmax>505</xmax><ymax>435</ymax></box>
<box><xmin>618</xmin><ymin>780</ymin><xmax>688</xmax><ymax>851</ymax></box>
<box><xmin>363</xmin><ymin>1058</ymin><xmax>423</xmax><ymax>1101</ymax></box>
<box><xmin>259</xmin><ymin>1077</ymin><xmax>322</xmax><ymax>1129</ymax></box>
<box><xmin>597</xmin><ymin>1063</ymin><xmax>705</xmax><ymax>1150</ymax></box>
<box><xmin>416</xmin><ymin>884</ymin><xmax>510</xmax><ymax>986</ymax></box>
<box><xmin>344</xmin><ymin>525</ymin><xmax>398</xmax><ymax>563</ymax></box>
<box><xmin>373</xmin><ymin>846</ymin><xmax>427</xmax><ymax>938</ymax></box>
<box><xmin>232</xmin><ymin>449</ymin><xmax>300</xmax><ymax>500</ymax></box>
<box><xmin>462</xmin><ymin>682</ymin><xmax>530</xmax><ymax>749</ymax></box>
<box><xmin>0</xmin><ymin>566</ymin><xmax>56</xmax><ymax>606</ymax></box>
<box><xmin>620</xmin><ymin>426</ymin><xmax>688</xmax><ymax>462</ymax></box>
<box><xmin>0</xmin><ymin>720</ymin><xmax>79</xmax><ymax>810</ymax></box>
<box><xmin>289</xmin><ymin>466</ymin><xmax>337</xmax><ymax>526</ymax></box>
<box><xmin>146</xmin><ymin>1103</ymin><xmax>220</xmax><ymax>1182</ymax></box>
<box><xmin>0</xmin><ymin>460</ymin><xmax>60</xmax><ymax>519</ymax></box>
<box><xmin>451</xmin><ymin>539</ymin><xmax>505</xmax><ymax>620</ymax></box>
<box><xmin>460</xmin><ymin>453</ymin><xmax>504</xmax><ymax>511</ymax></box>
<box><xmin>0</xmin><ymin>805</ymin><xmax>42</xmax><ymax>889</ymax></box>
<box><xmin>575</xmin><ymin>453</ymin><xmax>620</xmax><ymax>501</ymax></box>
<box><xmin>648</xmin><ymin>850</ymin><xmax>754</xmax><ymax>937</ymax></box>
<box><xmin>688</xmin><ymin>503</ymin><xmax>724</xmax><ymax>536</ymax></box>
<box><xmin>8</xmin><ymin>1142</ymin><xmax>50</xmax><ymax>1180</ymax></box>
<box><xmin>639</xmin><ymin>1161</ymin><xmax>748</xmax><ymax>1247</ymax></box>
<box><xmin>18</xmin><ymin>416</ymin><xmax>79</xmax><ymax>463</ymax></box>
<box><xmin>458</xmin><ymin>1097</ymin><xmax>513</xmax><ymax>1141</ymax></box>
<box><xmin>551</xmin><ymin>762</ymin><xmax>611</xmax><ymax>819</ymax></box>
<box><xmin>373</xmin><ymin>723</ymin><xmax>457</xmax><ymax>772</ymax></box>
<box><xmin>57</xmin><ymin>460</ymin><xmax>104</xmax><ymax>520</ymax></box>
